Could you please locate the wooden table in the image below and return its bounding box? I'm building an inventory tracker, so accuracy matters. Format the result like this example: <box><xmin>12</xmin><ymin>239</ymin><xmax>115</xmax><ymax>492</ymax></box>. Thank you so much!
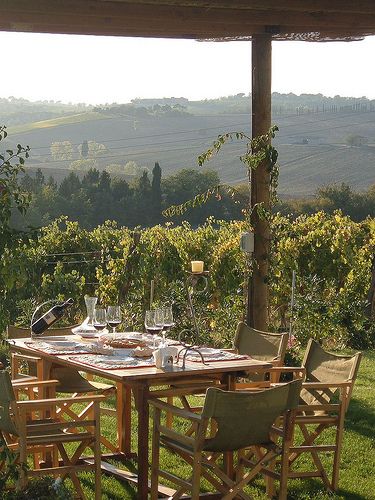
<box><xmin>9</xmin><ymin>338</ymin><xmax>272</xmax><ymax>499</ymax></box>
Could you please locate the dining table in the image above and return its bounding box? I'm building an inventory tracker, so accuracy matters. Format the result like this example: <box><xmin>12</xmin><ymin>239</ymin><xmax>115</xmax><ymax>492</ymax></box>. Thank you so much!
<box><xmin>8</xmin><ymin>335</ymin><xmax>273</xmax><ymax>499</ymax></box>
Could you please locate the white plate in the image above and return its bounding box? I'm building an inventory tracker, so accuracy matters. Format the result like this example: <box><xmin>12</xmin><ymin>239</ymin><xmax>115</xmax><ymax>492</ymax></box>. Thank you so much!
<box><xmin>45</xmin><ymin>341</ymin><xmax>77</xmax><ymax>350</ymax></box>
<box><xmin>79</xmin><ymin>332</ymin><xmax>100</xmax><ymax>339</ymax></box>
<box><xmin>40</xmin><ymin>336</ymin><xmax>69</xmax><ymax>341</ymax></box>
<box><xmin>194</xmin><ymin>348</ymin><xmax>222</xmax><ymax>357</ymax></box>
<box><xmin>112</xmin><ymin>348</ymin><xmax>134</xmax><ymax>356</ymax></box>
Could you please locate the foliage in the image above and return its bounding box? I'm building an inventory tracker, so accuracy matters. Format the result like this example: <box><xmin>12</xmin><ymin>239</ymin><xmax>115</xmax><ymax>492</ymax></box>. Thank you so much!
<box><xmin>1</xmin><ymin>213</ymin><xmax>373</xmax><ymax>350</ymax></box>
<box><xmin>11</xmin><ymin>167</ymin><xmax>244</xmax><ymax>231</ymax></box>
<box><xmin>2</xmin><ymin>476</ymin><xmax>72</xmax><ymax>500</ymax></box>
<box><xmin>277</xmin><ymin>182</ymin><xmax>375</xmax><ymax>222</ymax></box>
<box><xmin>0</xmin><ymin>439</ymin><xmax>25</xmax><ymax>494</ymax></box>
<box><xmin>0</xmin><ymin>126</ymin><xmax>30</xmax><ymax>237</ymax></box>
<box><xmin>163</xmin><ymin>126</ymin><xmax>279</xmax><ymax>221</ymax></box>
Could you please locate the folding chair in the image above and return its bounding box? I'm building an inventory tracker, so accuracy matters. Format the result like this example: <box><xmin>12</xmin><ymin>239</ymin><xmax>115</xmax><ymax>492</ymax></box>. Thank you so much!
<box><xmin>0</xmin><ymin>370</ymin><xmax>103</xmax><ymax>499</ymax></box>
<box><xmin>8</xmin><ymin>325</ymin><xmax>117</xmax><ymax>454</ymax></box>
<box><xmin>234</xmin><ymin>321</ymin><xmax>288</xmax><ymax>385</ymax></box>
<box><xmin>268</xmin><ymin>339</ymin><xmax>362</xmax><ymax>493</ymax></box>
<box><xmin>150</xmin><ymin>379</ymin><xmax>302</xmax><ymax>499</ymax></box>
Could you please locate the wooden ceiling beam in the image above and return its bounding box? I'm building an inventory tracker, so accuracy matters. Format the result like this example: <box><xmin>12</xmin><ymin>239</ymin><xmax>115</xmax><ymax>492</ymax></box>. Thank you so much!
<box><xmin>114</xmin><ymin>0</ymin><xmax>375</xmax><ymax>16</ymax></box>
<box><xmin>2</xmin><ymin>1</ymin><xmax>375</xmax><ymax>32</ymax></box>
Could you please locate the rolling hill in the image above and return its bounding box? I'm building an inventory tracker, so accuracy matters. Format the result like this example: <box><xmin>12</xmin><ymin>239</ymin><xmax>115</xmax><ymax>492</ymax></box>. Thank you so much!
<box><xmin>4</xmin><ymin>98</ymin><xmax>375</xmax><ymax>197</ymax></box>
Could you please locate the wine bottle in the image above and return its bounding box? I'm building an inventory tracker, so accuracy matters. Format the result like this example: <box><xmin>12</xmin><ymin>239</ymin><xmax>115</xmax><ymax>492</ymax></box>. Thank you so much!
<box><xmin>31</xmin><ymin>298</ymin><xmax>74</xmax><ymax>335</ymax></box>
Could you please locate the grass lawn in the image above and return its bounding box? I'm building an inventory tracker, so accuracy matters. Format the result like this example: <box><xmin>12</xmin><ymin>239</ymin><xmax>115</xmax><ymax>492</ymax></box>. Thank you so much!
<box><xmin>11</xmin><ymin>351</ymin><xmax>375</xmax><ymax>499</ymax></box>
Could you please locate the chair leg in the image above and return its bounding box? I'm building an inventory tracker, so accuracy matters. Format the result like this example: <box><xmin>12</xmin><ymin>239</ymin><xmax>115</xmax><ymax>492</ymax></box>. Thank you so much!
<box><xmin>332</xmin><ymin>406</ymin><xmax>346</xmax><ymax>491</ymax></box>
<box><xmin>191</xmin><ymin>452</ymin><xmax>202</xmax><ymax>499</ymax></box>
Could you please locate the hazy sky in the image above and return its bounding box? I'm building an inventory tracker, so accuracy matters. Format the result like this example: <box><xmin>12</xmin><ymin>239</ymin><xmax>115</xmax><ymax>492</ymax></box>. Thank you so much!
<box><xmin>2</xmin><ymin>31</ymin><xmax>375</xmax><ymax>104</ymax></box>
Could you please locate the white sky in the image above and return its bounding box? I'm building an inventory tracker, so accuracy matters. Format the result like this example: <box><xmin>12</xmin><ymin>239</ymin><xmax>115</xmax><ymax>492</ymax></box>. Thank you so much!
<box><xmin>2</xmin><ymin>31</ymin><xmax>375</xmax><ymax>104</ymax></box>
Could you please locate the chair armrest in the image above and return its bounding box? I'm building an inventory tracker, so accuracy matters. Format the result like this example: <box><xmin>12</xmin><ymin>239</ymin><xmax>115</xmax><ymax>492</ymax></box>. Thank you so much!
<box><xmin>16</xmin><ymin>394</ymin><xmax>106</xmax><ymax>411</ymax></box>
<box><xmin>296</xmin><ymin>403</ymin><xmax>340</xmax><ymax>412</ymax></box>
<box><xmin>302</xmin><ymin>381</ymin><xmax>351</xmax><ymax>389</ymax></box>
<box><xmin>268</xmin><ymin>366</ymin><xmax>306</xmax><ymax>376</ymax></box>
<box><xmin>12</xmin><ymin>379</ymin><xmax>59</xmax><ymax>388</ymax></box>
<box><xmin>149</xmin><ymin>398</ymin><xmax>202</xmax><ymax>422</ymax></box>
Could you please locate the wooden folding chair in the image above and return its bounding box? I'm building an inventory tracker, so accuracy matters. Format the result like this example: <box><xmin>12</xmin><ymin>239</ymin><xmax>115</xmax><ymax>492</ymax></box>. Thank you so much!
<box><xmin>150</xmin><ymin>379</ymin><xmax>302</xmax><ymax>500</ymax></box>
<box><xmin>0</xmin><ymin>370</ymin><xmax>103</xmax><ymax>499</ymax></box>
<box><xmin>8</xmin><ymin>325</ymin><xmax>117</xmax><ymax>454</ymax></box>
<box><xmin>268</xmin><ymin>339</ymin><xmax>362</xmax><ymax>493</ymax></box>
<box><xmin>234</xmin><ymin>321</ymin><xmax>289</xmax><ymax>386</ymax></box>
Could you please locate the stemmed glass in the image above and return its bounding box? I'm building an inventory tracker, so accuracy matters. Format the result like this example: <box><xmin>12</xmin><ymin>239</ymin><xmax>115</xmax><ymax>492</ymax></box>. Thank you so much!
<box><xmin>107</xmin><ymin>305</ymin><xmax>121</xmax><ymax>338</ymax></box>
<box><xmin>163</xmin><ymin>306</ymin><xmax>175</xmax><ymax>332</ymax></box>
<box><xmin>145</xmin><ymin>309</ymin><xmax>164</xmax><ymax>347</ymax></box>
<box><xmin>93</xmin><ymin>308</ymin><xmax>107</xmax><ymax>334</ymax></box>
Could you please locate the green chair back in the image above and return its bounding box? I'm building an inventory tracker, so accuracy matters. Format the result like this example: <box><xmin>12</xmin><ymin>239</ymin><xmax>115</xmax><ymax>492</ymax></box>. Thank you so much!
<box><xmin>234</xmin><ymin>321</ymin><xmax>288</xmax><ymax>362</ymax></box>
<box><xmin>301</xmin><ymin>339</ymin><xmax>362</xmax><ymax>406</ymax></box>
<box><xmin>201</xmin><ymin>379</ymin><xmax>302</xmax><ymax>452</ymax></box>
<box><xmin>0</xmin><ymin>370</ymin><xmax>19</xmax><ymax>436</ymax></box>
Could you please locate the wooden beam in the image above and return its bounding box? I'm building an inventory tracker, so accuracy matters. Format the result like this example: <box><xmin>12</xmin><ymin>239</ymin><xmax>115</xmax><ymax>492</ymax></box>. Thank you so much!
<box><xmin>124</xmin><ymin>0</ymin><xmax>375</xmax><ymax>15</ymax></box>
<box><xmin>2</xmin><ymin>1</ymin><xmax>375</xmax><ymax>36</ymax></box>
<box><xmin>248</xmin><ymin>33</ymin><xmax>272</xmax><ymax>331</ymax></box>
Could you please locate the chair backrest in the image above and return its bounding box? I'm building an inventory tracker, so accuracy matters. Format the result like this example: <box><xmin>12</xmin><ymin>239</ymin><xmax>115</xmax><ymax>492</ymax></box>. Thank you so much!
<box><xmin>0</xmin><ymin>370</ymin><xmax>19</xmax><ymax>436</ymax></box>
<box><xmin>234</xmin><ymin>321</ymin><xmax>288</xmax><ymax>362</ymax></box>
<box><xmin>201</xmin><ymin>379</ymin><xmax>302</xmax><ymax>452</ymax></box>
<box><xmin>7</xmin><ymin>325</ymin><xmax>76</xmax><ymax>339</ymax></box>
<box><xmin>301</xmin><ymin>339</ymin><xmax>362</xmax><ymax>407</ymax></box>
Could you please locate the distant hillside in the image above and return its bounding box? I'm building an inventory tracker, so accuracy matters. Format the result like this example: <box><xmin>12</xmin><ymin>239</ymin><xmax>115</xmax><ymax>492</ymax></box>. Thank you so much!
<box><xmin>2</xmin><ymin>94</ymin><xmax>375</xmax><ymax>196</ymax></box>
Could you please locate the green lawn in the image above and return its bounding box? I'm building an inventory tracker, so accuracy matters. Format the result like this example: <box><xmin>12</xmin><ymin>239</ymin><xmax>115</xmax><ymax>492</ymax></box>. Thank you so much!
<box><xmin>10</xmin><ymin>351</ymin><xmax>375</xmax><ymax>499</ymax></box>
<box><xmin>71</xmin><ymin>351</ymin><xmax>374</xmax><ymax>499</ymax></box>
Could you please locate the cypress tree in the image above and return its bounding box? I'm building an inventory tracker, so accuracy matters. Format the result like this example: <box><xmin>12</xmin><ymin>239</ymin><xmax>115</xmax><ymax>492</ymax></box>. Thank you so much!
<box><xmin>151</xmin><ymin>161</ymin><xmax>162</xmax><ymax>225</ymax></box>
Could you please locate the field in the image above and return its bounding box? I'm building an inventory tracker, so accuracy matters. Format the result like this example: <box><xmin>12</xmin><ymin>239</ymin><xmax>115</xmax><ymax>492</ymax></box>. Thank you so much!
<box><xmin>6</xmin><ymin>108</ymin><xmax>375</xmax><ymax>197</ymax></box>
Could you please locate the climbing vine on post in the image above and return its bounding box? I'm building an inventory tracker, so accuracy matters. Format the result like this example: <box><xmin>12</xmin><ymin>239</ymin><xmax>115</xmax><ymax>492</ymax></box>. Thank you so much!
<box><xmin>163</xmin><ymin>126</ymin><xmax>279</xmax><ymax>326</ymax></box>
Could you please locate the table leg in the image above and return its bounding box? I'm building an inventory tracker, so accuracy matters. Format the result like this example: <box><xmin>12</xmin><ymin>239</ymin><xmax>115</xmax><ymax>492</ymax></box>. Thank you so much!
<box><xmin>117</xmin><ymin>382</ymin><xmax>132</xmax><ymax>455</ymax></box>
<box><xmin>136</xmin><ymin>382</ymin><xmax>150</xmax><ymax>500</ymax></box>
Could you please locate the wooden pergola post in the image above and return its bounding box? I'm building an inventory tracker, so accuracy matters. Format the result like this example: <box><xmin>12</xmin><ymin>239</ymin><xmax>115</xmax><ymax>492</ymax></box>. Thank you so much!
<box><xmin>247</xmin><ymin>33</ymin><xmax>272</xmax><ymax>330</ymax></box>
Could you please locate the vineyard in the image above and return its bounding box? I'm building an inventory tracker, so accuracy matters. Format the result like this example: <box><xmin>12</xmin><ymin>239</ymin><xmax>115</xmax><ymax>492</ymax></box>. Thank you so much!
<box><xmin>1</xmin><ymin>211</ymin><xmax>374</xmax><ymax>352</ymax></box>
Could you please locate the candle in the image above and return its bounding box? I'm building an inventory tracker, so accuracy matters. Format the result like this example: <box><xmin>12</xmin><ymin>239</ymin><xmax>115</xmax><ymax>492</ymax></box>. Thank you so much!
<box><xmin>191</xmin><ymin>260</ymin><xmax>204</xmax><ymax>273</ymax></box>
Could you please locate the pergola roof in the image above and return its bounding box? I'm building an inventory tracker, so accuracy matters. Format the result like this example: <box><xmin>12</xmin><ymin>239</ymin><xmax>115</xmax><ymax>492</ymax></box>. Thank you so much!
<box><xmin>1</xmin><ymin>0</ymin><xmax>375</xmax><ymax>42</ymax></box>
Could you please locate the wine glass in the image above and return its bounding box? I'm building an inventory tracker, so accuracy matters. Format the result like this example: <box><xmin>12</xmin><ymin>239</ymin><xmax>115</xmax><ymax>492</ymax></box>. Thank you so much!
<box><xmin>163</xmin><ymin>306</ymin><xmax>175</xmax><ymax>333</ymax></box>
<box><xmin>155</xmin><ymin>308</ymin><xmax>165</xmax><ymax>344</ymax></box>
<box><xmin>145</xmin><ymin>310</ymin><xmax>163</xmax><ymax>347</ymax></box>
<box><xmin>107</xmin><ymin>305</ymin><xmax>121</xmax><ymax>338</ymax></box>
<box><xmin>93</xmin><ymin>308</ymin><xmax>107</xmax><ymax>334</ymax></box>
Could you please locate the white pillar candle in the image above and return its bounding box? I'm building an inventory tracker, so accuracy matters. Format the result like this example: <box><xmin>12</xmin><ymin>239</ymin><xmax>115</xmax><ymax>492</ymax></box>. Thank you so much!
<box><xmin>191</xmin><ymin>260</ymin><xmax>204</xmax><ymax>273</ymax></box>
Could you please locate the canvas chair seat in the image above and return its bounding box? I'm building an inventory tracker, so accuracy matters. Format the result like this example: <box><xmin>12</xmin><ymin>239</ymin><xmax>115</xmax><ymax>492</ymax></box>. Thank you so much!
<box><xmin>51</xmin><ymin>366</ymin><xmax>113</xmax><ymax>393</ymax></box>
<box><xmin>150</xmin><ymin>380</ymin><xmax>302</xmax><ymax>500</ymax></box>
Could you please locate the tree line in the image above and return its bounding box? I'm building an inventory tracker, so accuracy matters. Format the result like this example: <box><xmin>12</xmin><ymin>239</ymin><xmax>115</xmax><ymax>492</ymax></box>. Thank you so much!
<box><xmin>11</xmin><ymin>164</ymin><xmax>245</xmax><ymax>230</ymax></box>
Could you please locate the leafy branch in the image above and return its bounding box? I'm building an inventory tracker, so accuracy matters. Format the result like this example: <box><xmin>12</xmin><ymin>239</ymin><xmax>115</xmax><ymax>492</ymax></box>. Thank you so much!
<box><xmin>163</xmin><ymin>125</ymin><xmax>279</xmax><ymax>219</ymax></box>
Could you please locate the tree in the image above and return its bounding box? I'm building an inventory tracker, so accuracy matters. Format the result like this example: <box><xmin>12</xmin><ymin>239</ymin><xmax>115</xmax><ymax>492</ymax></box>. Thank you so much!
<box><xmin>151</xmin><ymin>162</ymin><xmax>162</xmax><ymax>225</ymax></box>
<box><xmin>69</xmin><ymin>158</ymin><xmax>97</xmax><ymax>172</ymax></box>
<box><xmin>345</xmin><ymin>134</ymin><xmax>368</xmax><ymax>147</ymax></box>
<box><xmin>80</xmin><ymin>139</ymin><xmax>89</xmax><ymax>158</ymax></box>
<box><xmin>0</xmin><ymin>126</ymin><xmax>30</xmax><ymax>237</ymax></box>
<box><xmin>59</xmin><ymin>172</ymin><xmax>81</xmax><ymax>198</ymax></box>
<box><xmin>50</xmin><ymin>141</ymin><xmax>74</xmax><ymax>160</ymax></box>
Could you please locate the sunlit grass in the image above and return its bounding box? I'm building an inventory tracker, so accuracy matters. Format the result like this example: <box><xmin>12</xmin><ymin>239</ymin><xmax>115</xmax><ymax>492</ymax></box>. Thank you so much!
<box><xmin>25</xmin><ymin>351</ymin><xmax>375</xmax><ymax>499</ymax></box>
